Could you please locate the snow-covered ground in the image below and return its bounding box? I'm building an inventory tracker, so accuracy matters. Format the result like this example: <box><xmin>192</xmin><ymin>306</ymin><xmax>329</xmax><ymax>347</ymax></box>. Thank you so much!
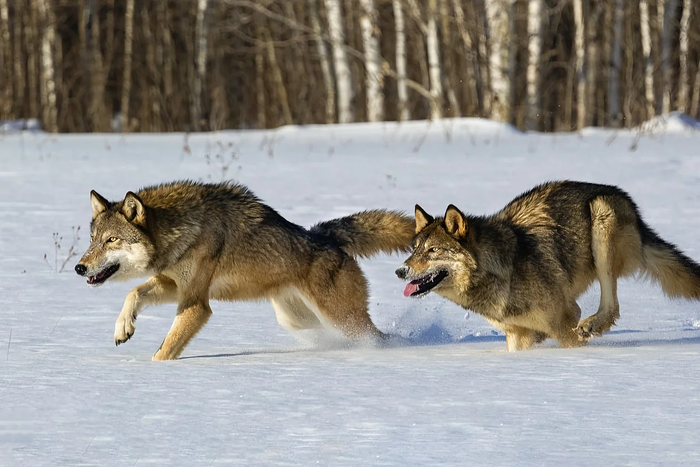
<box><xmin>2</xmin><ymin>116</ymin><xmax>700</xmax><ymax>465</ymax></box>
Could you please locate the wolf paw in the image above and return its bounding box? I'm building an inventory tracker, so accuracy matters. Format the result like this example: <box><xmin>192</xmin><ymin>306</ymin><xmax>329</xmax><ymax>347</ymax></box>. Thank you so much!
<box><xmin>574</xmin><ymin>319</ymin><xmax>601</xmax><ymax>342</ymax></box>
<box><xmin>114</xmin><ymin>313</ymin><xmax>136</xmax><ymax>345</ymax></box>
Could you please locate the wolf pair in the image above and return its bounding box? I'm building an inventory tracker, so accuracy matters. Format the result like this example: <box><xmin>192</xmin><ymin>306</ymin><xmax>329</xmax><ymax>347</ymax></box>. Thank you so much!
<box><xmin>76</xmin><ymin>180</ymin><xmax>700</xmax><ymax>359</ymax></box>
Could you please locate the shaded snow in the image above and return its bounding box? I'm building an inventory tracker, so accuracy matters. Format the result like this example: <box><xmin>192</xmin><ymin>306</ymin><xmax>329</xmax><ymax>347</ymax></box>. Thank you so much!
<box><xmin>2</xmin><ymin>119</ymin><xmax>700</xmax><ymax>465</ymax></box>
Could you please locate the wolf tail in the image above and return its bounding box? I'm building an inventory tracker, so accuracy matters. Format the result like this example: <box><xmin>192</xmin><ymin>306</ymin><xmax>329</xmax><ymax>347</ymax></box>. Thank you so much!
<box><xmin>310</xmin><ymin>210</ymin><xmax>414</xmax><ymax>258</ymax></box>
<box><xmin>640</xmin><ymin>221</ymin><xmax>700</xmax><ymax>299</ymax></box>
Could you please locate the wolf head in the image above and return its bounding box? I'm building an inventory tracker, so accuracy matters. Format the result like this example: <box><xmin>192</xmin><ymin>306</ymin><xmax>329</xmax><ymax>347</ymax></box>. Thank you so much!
<box><xmin>75</xmin><ymin>190</ymin><xmax>155</xmax><ymax>286</ymax></box>
<box><xmin>395</xmin><ymin>204</ymin><xmax>477</xmax><ymax>299</ymax></box>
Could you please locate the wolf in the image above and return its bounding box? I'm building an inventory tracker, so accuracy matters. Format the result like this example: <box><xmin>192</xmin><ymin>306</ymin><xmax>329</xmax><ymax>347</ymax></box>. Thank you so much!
<box><xmin>395</xmin><ymin>181</ymin><xmax>700</xmax><ymax>351</ymax></box>
<box><xmin>75</xmin><ymin>180</ymin><xmax>413</xmax><ymax>360</ymax></box>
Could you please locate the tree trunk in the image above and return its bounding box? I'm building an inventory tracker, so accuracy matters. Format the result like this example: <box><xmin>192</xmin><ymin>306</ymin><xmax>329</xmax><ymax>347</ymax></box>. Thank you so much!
<box><xmin>359</xmin><ymin>0</ymin><xmax>384</xmax><ymax>122</ymax></box>
<box><xmin>309</xmin><ymin>0</ymin><xmax>335</xmax><ymax>124</ymax></box>
<box><xmin>25</xmin><ymin>0</ymin><xmax>38</xmax><ymax>120</ymax></box>
<box><xmin>573</xmin><ymin>0</ymin><xmax>585</xmax><ymax>129</ymax></box>
<box><xmin>691</xmin><ymin>58</ymin><xmax>700</xmax><ymax>118</ymax></box>
<box><xmin>608</xmin><ymin>0</ymin><xmax>624</xmax><ymax>126</ymax></box>
<box><xmin>585</xmin><ymin>3</ymin><xmax>601</xmax><ymax>127</ymax></box>
<box><xmin>263</xmin><ymin>26</ymin><xmax>292</xmax><ymax>126</ymax></box>
<box><xmin>392</xmin><ymin>0</ymin><xmax>410</xmax><ymax>121</ymax></box>
<box><xmin>12</xmin><ymin>0</ymin><xmax>24</xmax><ymax>117</ymax></box>
<box><xmin>89</xmin><ymin>0</ymin><xmax>107</xmax><ymax>132</ymax></box>
<box><xmin>142</xmin><ymin>4</ymin><xmax>160</xmax><ymax>132</ymax></box>
<box><xmin>37</xmin><ymin>0</ymin><xmax>58</xmax><ymax>133</ymax></box>
<box><xmin>254</xmin><ymin>16</ymin><xmax>266</xmax><ymax>129</ymax></box>
<box><xmin>525</xmin><ymin>0</ymin><xmax>543</xmax><ymax>131</ymax></box>
<box><xmin>485</xmin><ymin>0</ymin><xmax>511</xmax><ymax>123</ymax></box>
<box><xmin>0</xmin><ymin>0</ymin><xmax>11</xmax><ymax>119</ymax></box>
<box><xmin>440</xmin><ymin>0</ymin><xmax>461</xmax><ymax>117</ymax></box>
<box><xmin>324</xmin><ymin>0</ymin><xmax>354</xmax><ymax>123</ymax></box>
<box><xmin>120</xmin><ymin>0</ymin><xmax>135</xmax><ymax>132</ymax></box>
<box><xmin>677</xmin><ymin>0</ymin><xmax>691</xmax><ymax>112</ymax></box>
<box><xmin>639</xmin><ymin>0</ymin><xmax>656</xmax><ymax>118</ymax></box>
<box><xmin>425</xmin><ymin>0</ymin><xmax>442</xmax><ymax>119</ymax></box>
<box><xmin>451</xmin><ymin>0</ymin><xmax>482</xmax><ymax>115</ymax></box>
<box><xmin>192</xmin><ymin>0</ymin><xmax>208</xmax><ymax>131</ymax></box>
<box><xmin>660</xmin><ymin>0</ymin><xmax>677</xmax><ymax>114</ymax></box>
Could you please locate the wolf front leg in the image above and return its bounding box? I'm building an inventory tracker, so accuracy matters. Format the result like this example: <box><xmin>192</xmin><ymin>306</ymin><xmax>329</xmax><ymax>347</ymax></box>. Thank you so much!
<box><xmin>151</xmin><ymin>297</ymin><xmax>213</xmax><ymax>361</ymax></box>
<box><xmin>115</xmin><ymin>275</ymin><xmax>178</xmax><ymax>345</ymax></box>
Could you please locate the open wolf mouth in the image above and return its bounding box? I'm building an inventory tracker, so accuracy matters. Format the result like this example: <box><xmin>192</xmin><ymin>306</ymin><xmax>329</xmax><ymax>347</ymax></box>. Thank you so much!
<box><xmin>403</xmin><ymin>270</ymin><xmax>448</xmax><ymax>298</ymax></box>
<box><xmin>87</xmin><ymin>264</ymin><xmax>120</xmax><ymax>285</ymax></box>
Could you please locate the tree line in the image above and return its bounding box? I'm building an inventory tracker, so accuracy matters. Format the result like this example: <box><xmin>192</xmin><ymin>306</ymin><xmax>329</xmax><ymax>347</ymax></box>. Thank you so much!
<box><xmin>1</xmin><ymin>0</ymin><xmax>699</xmax><ymax>133</ymax></box>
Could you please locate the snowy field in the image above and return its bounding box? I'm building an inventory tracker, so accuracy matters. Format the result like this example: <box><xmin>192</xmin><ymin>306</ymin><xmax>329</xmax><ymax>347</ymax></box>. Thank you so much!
<box><xmin>2</xmin><ymin>116</ymin><xmax>700</xmax><ymax>465</ymax></box>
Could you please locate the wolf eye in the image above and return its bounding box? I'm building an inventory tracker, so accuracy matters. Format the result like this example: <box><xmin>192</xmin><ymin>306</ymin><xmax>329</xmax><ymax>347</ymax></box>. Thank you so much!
<box><xmin>106</xmin><ymin>237</ymin><xmax>118</xmax><ymax>243</ymax></box>
<box><xmin>428</xmin><ymin>247</ymin><xmax>440</xmax><ymax>253</ymax></box>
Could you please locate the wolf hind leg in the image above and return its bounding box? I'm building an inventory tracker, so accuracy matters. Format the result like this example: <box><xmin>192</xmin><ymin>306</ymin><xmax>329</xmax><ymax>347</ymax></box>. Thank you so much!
<box><xmin>299</xmin><ymin>255</ymin><xmax>383</xmax><ymax>340</ymax></box>
<box><xmin>152</xmin><ymin>299</ymin><xmax>213</xmax><ymax>361</ymax></box>
<box><xmin>576</xmin><ymin>197</ymin><xmax>640</xmax><ymax>341</ymax></box>
<box><xmin>270</xmin><ymin>289</ymin><xmax>322</xmax><ymax>331</ymax></box>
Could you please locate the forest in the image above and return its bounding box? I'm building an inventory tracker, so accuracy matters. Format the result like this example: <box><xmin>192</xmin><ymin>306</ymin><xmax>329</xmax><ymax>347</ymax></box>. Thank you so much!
<box><xmin>0</xmin><ymin>0</ymin><xmax>699</xmax><ymax>133</ymax></box>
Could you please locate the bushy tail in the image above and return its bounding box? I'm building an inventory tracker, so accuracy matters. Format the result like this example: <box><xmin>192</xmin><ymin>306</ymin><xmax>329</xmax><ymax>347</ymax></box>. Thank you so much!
<box><xmin>640</xmin><ymin>221</ymin><xmax>700</xmax><ymax>299</ymax></box>
<box><xmin>310</xmin><ymin>210</ymin><xmax>414</xmax><ymax>258</ymax></box>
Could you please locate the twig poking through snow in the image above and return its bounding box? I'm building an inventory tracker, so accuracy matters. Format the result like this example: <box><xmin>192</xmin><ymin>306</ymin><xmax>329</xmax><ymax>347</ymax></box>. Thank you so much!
<box><xmin>50</xmin><ymin>316</ymin><xmax>63</xmax><ymax>337</ymax></box>
<box><xmin>82</xmin><ymin>436</ymin><xmax>95</xmax><ymax>457</ymax></box>
<box><xmin>6</xmin><ymin>328</ymin><xmax>11</xmax><ymax>361</ymax></box>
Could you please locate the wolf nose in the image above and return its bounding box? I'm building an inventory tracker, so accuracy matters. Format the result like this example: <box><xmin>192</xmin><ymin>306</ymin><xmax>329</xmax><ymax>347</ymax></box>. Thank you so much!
<box><xmin>395</xmin><ymin>266</ymin><xmax>408</xmax><ymax>280</ymax></box>
<box><xmin>75</xmin><ymin>264</ymin><xmax>87</xmax><ymax>276</ymax></box>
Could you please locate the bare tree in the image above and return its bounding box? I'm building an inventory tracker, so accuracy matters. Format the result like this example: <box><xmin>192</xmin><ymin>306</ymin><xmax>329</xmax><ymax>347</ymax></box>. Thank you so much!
<box><xmin>585</xmin><ymin>3</ymin><xmax>602</xmax><ymax>127</ymax></box>
<box><xmin>660</xmin><ymin>0</ymin><xmax>678</xmax><ymax>114</ymax></box>
<box><xmin>88</xmin><ymin>0</ymin><xmax>108</xmax><ymax>132</ymax></box>
<box><xmin>263</xmin><ymin>24</ymin><xmax>293</xmax><ymax>125</ymax></box>
<box><xmin>573</xmin><ymin>0</ymin><xmax>586</xmax><ymax>129</ymax></box>
<box><xmin>692</xmin><ymin>58</ymin><xmax>700</xmax><ymax>118</ymax></box>
<box><xmin>392</xmin><ymin>0</ymin><xmax>410</xmax><ymax>121</ymax></box>
<box><xmin>324</xmin><ymin>0</ymin><xmax>354</xmax><ymax>123</ymax></box>
<box><xmin>485</xmin><ymin>0</ymin><xmax>513</xmax><ymax>123</ymax></box>
<box><xmin>608</xmin><ymin>0</ymin><xmax>624</xmax><ymax>126</ymax></box>
<box><xmin>192</xmin><ymin>0</ymin><xmax>209</xmax><ymax>131</ymax></box>
<box><xmin>639</xmin><ymin>0</ymin><xmax>656</xmax><ymax>117</ymax></box>
<box><xmin>677</xmin><ymin>0</ymin><xmax>692</xmax><ymax>112</ymax></box>
<box><xmin>0</xmin><ymin>0</ymin><xmax>11</xmax><ymax>119</ymax></box>
<box><xmin>120</xmin><ymin>0</ymin><xmax>135</xmax><ymax>132</ymax></box>
<box><xmin>451</xmin><ymin>0</ymin><xmax>482</xmax><ymax>115</ymax></box>
<box><xmin>12</xmin><ymin>0</ymin><xmax>24</xmax><ymax>117</ymax></box>
<box><xmin>37</xmin><ymin>0</ymin><xmax>58</xmax><ymax>133</ymax></box>
<box><xmin>359</xmin><ymin>0</ymin><xmax>384</xmax><ymax>122</ymax></box>
<box><xmin>526</xmin><ymin>0</ymin><xmax>544</xmax><ymax>131</ymax></box>
<box><xmin>309</xmin><ymin>0</ymin><xmax>336</xmax><ymax>123</ymax></box>
<box><xmin>406</xmin><ymin>0</ymin><xmax>443</xmax><ymax>119</ymax></box>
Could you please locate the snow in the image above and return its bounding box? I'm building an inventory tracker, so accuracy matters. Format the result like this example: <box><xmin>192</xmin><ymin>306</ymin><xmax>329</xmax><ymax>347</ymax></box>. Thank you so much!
<box><xmin>2</xmin><ymin>117</ymin><xmax>700</xmax><ymax>465</ymax></box>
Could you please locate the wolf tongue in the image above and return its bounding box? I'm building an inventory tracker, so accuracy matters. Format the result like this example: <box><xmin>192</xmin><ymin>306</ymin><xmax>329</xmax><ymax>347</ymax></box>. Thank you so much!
<box><xmin>403</xmin><ymin>282</ymin><xmax>419</xmax><ymax>297</ymax></box>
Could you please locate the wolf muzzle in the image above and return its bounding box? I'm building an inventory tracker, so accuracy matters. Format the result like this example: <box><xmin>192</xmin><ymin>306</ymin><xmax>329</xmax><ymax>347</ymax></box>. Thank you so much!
<box><xmin>75</xmin><ymin>264</ymin><xmax>87</xmax><ymax>276</ymax></box>
<box><xmin>395</xmin><ymin>265</ymin><xmax>409</xmax><ymax>280</ymax></box>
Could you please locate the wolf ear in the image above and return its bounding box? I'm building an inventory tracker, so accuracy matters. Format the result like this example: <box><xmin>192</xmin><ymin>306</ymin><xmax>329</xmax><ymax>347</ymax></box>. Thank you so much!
<box><xmin>121</xmin><ymin>192</ymin><xmax>146</xmax><ymax>227</ymax></box>
<box><xmin>444</xmin><ymin>204</ymin><xmax>468</xmax><ymax>238</ymax></box>
<box><xmin>415</xmin><ymin>205</ymin><xmax>434</xmax><ymax>233</ymax></box>
<box><xmin>90</xmin><ymin>190</ymin><xmax>110</xmax><ymax>219</ymax></box>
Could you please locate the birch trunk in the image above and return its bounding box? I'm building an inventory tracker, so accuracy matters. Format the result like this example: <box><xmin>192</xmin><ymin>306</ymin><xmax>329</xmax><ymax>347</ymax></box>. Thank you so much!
<box><xmin>526</xmin><ymin>0</ymin><xmax>543</xmax><ymax>131</ymax></box>
<box><xmin>639</xmin><ymin>0</ymin><xmax>656</xmax><ymax>117</ymax></box>
<box><xmin>573</xmin><ymin>0</ymin><xmax>585</xmax><ymax>129</ymax></box>
<box><xmin>37</xmin><ymin>0</ymin><xmax>58</xmax><ymax>133</ymax></box>
<box><xmin>359</xmin><ymin>0</ymin><xmax>384</xmax><ymax>122</ymax></box>
<box><xmin>426</xmin><ymin>0</ymin><xmax>442</xmax><ymax>119</ymax></box>
<box><xmin>660</xmin><ymin>0</ymin><xmax>677</xmax><ymax>114</ymax></box>
<box><xmin>392</xmin><ymin>0</ymin><xmax>410</xmax><ymax>121</ymax></box>
<box><xmin>309</xmin><ymin>0</ymin><xmax>335</xmax><ymax>123</ymax></box>
<box><xmin>608</xmin><ymin>0</ymin><xmax>623</xmax><ymax>126</ymax></box>
<box><xmin>192</xmin><ymin>0</ymin><xmax>208</xmax><ymax>131</ymax></box>
<box><xmin>0</xmin><ymin>0</ymin><xmax>11</xmax><ymax>118</ymax></box>
<box><xmin>677</xmin><ymin>0</ymin><xmax>691</xmax><ymax>112</ymax></box>
<box><xmin>120</xmin><ymin>0</ymin><xmax>135</xmax><ymax>132</ymax></box>
<box><xmin>485</xmin><ymin>0</ymin><xmax>510</xmax><ymax>123</ymax></box>
<box><xmin>323</xmin><ymin>0</ymin><xmax>354</xmax><ymax>123</ymax></box>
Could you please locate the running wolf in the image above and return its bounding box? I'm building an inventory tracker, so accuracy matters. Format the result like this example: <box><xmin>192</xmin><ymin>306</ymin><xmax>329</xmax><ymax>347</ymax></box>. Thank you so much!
<box><xmin>396</xmin><ymin>181</ymin><xmax>700</xmax><ymax>351</ymax></box>
<box><xmin>75</xmin><ymin>181</ymin><xmax>413</xmax><ymax>360</ymax></box>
